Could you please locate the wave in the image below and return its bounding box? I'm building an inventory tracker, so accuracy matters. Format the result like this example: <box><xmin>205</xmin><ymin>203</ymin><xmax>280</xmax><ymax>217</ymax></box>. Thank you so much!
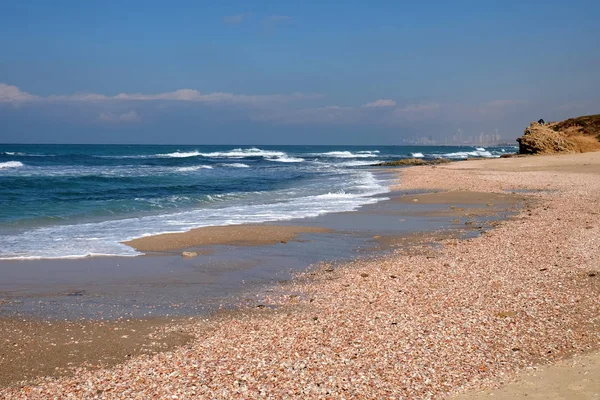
<box><xmin>222</xmin><ymin>163</ymin><xmax>250</xmax><ymax>168</ymax></box>
<box><xmin>475</xmin><ymin>147</ymin><xmax>486</xmax><ymax>151</ymax></box>
<box><xmin>176</xmin><ymin>165</ymin><xmax>213</xmax><ymax>172</ymax></box>
<box><xmin>157</xmin><ymin>151</ymin><xmax>203</xmax><ymax>158</ymax></box>
<box><xmin>411</xmin><ymin>152</ymin><xmax>425</xmax><ymax>158</ymax></box>
<box><xmin>439</xmin><ymin>150</ymin><xmax>495</xmax><ymax>159</ymax></box>
<box><xmin>198</xmin><ymin>148</ymin><xmax>287</xmax><ymax>159</ymax></box>
<box><xmin>266</xmin><ymin>156</ymin><xmax>305</xmax><ymax>163</ymax></box>
<box><xmin>0</xmin><ymin>161</ymin><xmax>24</xmax><ymax>169</ymax></box>
<box><xmin>314</xmin><ymin>151</ymin><xmax>379</xmax><ymax>158</ymax></box>
<box><xmin>0</xmin><ymin>171</ymin><xmax>389</xmax><ymax>260</ymax></box>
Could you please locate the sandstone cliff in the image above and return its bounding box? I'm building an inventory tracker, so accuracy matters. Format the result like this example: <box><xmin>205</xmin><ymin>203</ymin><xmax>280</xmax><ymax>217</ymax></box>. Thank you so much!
<box><xmin>517</xmin><ymin>114</ymin><xmax>600</xmax><ymax>154</ymax></box>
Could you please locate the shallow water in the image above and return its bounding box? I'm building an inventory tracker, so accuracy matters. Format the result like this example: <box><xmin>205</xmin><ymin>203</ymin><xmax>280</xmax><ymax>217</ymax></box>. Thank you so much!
<box><xmin>0</xmin><ymin>190</ymin><xmax>522</xmax><ymax>320</ymax></box>
<box><xmin>0</xmin><ymin>144</ymin><xmax>516</xmax><ymax>259</ymax></box>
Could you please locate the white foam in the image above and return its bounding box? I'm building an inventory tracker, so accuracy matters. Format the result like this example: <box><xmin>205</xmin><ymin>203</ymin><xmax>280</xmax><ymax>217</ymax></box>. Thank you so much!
<box><xmin>440</xmin><ymin>150</ymin><xmax>494</xmax><ymax>159</ymax></box>
<box><xmin>176</xmin><ymin>165</ymin><xmax>213</xmax><ymax>172</ymax></box>
<box><xmin>223</xmin><ymin>163</ymin><xmax>250</xmax><ymax>168</ymax></box>
<box><xmin>198</xmin><ymin>148</ymin><xmax>287</xmax><ymax>159</ymax></box>
<box><xmin>0</xmin><ymin>161</ymin><xmax>24</xmax><ymax>169</ymax></box>
<box><xmin>337</xmin><ymin>160</ymin><xmax>377</xmax><ymax>167</ymax></box>
<box><xmin>266</xmin><ymin>156</ymin><xmax>305</xmax><ymax>163</ymax></box>
<box><xmin>157</xmin><ymin>151</ymin><xmax>203</xmax><ymax>158</ymax></box>
<box><xmin>316</xmin><ymin>151</ymin><xmax>378</xmax><ymax>158</ymax></box>
<box><xmin>475</xmin><ymin>147</ymin><xmax>486</xmax><ymax>151</ymax></box>
<box><xmin>411</xmin><ymin>152</ymin><xmax>425</xmax><ymax>158</ymax></box>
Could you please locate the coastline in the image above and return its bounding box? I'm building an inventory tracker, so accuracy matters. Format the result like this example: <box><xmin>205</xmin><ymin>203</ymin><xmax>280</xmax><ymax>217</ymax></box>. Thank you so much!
<box><xmin>1</xmin><ymin>152</ymin><xmax>599</xmax><ymax>398</ymax></box>
<box><xmin>122</xmin><ymin>225</ymin><xmax>333</xmax><ymax>253</ymax></box>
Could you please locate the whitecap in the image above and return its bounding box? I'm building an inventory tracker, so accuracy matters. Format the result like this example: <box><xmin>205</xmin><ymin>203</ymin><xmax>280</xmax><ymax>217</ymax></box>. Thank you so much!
<box><xmin>315</xmin><ymin>151</ymin><xmax>378</xmax><ymax>158</ymax></box>
<box><xmin>411</xmin><ymin>152</ymin><xmax>425</xmax><ymax>158</ymax></box>
<box><xmin>198</xmin><ymin>148</ymin><xmax>287</xmax><ymax>159</ymax></box>
<box><xmin>223</xmin><ymin>163</ymin><xmax>250</xmax><ymax>168</ymax></box>
<box><xmin>0</xmin><ymin>161</ymin><xmax>24</xmax><ymax>169</ymax></box>
<box><xmin>176</xmin><ymin>165</ymin><xmax>213</xmax><ymax>172</ymax></box>
<box><xmin>439</xmin><ymin>150</ymin><xmax>494</xmax><ymax>159</ymax></box>
<box><xmin>266</xmin><ymin>156</ymin><xmax>305</xmax><ymax>163</ymax></box>
<box><xmin>157</xmin><ymin>151</ymin><xmax>203</xmax><ymax>158</ymax></box>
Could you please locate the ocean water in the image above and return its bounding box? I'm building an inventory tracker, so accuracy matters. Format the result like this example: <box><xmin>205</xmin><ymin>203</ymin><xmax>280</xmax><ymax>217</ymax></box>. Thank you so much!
<box><xmin>0</xmin><ymin>144</ymin><xmax>516</xmax><ymax>259</ymax></box>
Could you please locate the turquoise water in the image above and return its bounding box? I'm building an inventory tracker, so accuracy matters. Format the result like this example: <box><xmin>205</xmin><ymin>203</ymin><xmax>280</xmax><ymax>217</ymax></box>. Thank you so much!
<box><xmin>0</xmin><ymin>144</ymin><xmax>516</xmax><ymax>259</ymax></box>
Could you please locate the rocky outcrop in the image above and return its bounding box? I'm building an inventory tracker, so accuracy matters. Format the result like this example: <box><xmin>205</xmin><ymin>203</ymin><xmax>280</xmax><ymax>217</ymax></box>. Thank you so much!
<box><xmin>517</xmin><ymin>114</ymin><xmax>600</xmax><ymax>155</ymax></box>
<box><xmin>376</xmin><ymin>158</ymin><xmax>452</xmax><ymax>167</ymax></box>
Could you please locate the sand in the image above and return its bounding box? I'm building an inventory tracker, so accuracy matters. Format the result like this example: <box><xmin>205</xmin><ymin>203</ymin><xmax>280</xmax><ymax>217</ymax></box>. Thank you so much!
<box><xmin>453</xmin><ymin>351</ymin><xmax>600</xmax><ymax>399</ymax></box>
<box><xmin>0</xmin><ymin>317</ymin><xmax>193</xmax><ymax>388</ymax></box>
<box><xmin>1</xmin><ymin>152</ymin><xmax>599</xmax><ymax>399</ymax></box>
<box><xmin>123</xmin><ymin>225</ymin><xmax>332</xmax><ymax>253</ymax></box>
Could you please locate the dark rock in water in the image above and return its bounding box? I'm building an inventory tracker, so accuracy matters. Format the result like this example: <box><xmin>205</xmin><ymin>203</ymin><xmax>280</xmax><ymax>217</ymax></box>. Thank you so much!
<box><xmin>375</xmin><ymin>158</ymin><xmax>452</xmax><ymax>167</ymax></box>
<box><xmin>66</xmin><ymin>290</ymin><xmax>86</xmax><ymax>297</ymax></box>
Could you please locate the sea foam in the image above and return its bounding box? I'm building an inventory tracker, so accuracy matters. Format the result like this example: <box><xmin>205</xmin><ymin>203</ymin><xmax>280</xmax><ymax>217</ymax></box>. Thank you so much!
<box><xmin>0</xmin><ymin>161</ymin><xmax>24</xmax><ymax>169</ymax></box>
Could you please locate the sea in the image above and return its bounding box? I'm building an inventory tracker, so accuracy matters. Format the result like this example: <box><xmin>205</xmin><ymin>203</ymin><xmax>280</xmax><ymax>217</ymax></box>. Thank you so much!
<box><xmin>0</xmin><ymin>144</ymin><xmax>516</xmax><ymax>260</ymax></box>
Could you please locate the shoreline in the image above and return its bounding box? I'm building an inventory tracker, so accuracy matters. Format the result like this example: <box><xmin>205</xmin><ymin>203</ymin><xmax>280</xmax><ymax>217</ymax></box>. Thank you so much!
<box><xmin>1</xmin><ymin>152</ymin><xmax>599</xmax><ymax>398</ymax></box>
<box><xmin>122</xmin><ymin>225</ymin><xmax>333</xmax><ymax>253</ymax></box>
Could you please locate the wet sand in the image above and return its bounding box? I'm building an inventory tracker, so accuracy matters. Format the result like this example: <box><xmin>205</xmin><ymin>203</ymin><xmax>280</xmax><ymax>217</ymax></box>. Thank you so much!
<box><xmin>0</xmin><ymin>317</ymin><xmax>193</xmax><ymax>388</ymax></box>
<box><xmin>123</xmin><ymin>225</ymin><xmax>332</xmax><ymax>253</ymax></box>
<box><xmin>2</xmin><ymin>152</ymin><xmax>599</xmax><ymax>398</ymax></box>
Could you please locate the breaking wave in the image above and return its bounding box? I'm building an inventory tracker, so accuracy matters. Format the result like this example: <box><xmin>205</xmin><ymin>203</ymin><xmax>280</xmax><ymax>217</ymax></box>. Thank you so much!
<box><xmin>0</xmin><ymin>161</ymin><xmax>24</xmax><ymax>169</ymax></box>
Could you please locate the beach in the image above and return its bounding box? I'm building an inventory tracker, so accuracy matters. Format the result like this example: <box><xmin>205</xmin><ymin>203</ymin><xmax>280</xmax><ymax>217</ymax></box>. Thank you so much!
<box><xmin>1</xmin><ymin>152</ymin><xmax>599</xmax><ymax>398</ymax></box>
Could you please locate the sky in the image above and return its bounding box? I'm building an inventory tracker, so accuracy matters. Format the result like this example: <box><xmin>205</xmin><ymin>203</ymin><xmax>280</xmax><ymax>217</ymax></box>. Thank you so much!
<box><xmin>1</xmin><ymin>0</ymin><xmax>599</xmax><ymax>144</ymax></box>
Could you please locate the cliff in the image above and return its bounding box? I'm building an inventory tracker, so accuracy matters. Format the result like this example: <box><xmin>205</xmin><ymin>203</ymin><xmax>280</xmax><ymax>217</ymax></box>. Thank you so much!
<box><xmin>517</xmin><ymin>114</ymin><xmax>600</xmax><ymax>155</ymax></box>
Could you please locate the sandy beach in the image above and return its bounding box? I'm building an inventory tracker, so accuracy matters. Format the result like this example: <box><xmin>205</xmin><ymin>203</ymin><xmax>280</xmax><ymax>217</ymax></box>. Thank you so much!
<box><xmin>2</xmin><ymin>152</ymin><xmax>599</xmax><ymax>399</ymax></box>
<box><xmin>123</xmin><ymin>225</ymin><xmax>333</xmax><ymax>253</ymax></box>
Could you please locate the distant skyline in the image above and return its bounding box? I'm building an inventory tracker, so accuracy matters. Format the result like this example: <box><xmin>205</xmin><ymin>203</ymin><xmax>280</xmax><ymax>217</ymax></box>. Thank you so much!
<box><xmin>1</xmin><ymin>0</ymin><xmax>599</xmax><ymax>144</ymax></box>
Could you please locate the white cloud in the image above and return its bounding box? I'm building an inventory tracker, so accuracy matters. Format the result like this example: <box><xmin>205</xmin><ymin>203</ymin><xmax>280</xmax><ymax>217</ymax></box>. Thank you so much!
<box><xmin>0</xmin><ymin>83</ymin><xmax>39</xmax><ymax>102</ymax></box>
<box><xmin>0</xmin><ymin>83</ymin><xmax>322</xmax><ymax>106</ymax></box>
<box><xmin>223</xmin><ymin>13</ymin><xmax>250</xmax><ymax>24</ymax></box>
<box><xmin>362</xmin><ymin>99</ymin><xmax>396</xmax><ymax>108</ymax></box>
<box><xmin>98</xmin><ymin>111</ymin><xmax>141</xmax><ymax>123</ymax></box>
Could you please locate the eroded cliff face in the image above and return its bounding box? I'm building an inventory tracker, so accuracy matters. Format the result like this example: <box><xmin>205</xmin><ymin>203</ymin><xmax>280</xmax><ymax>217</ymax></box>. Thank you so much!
<box><xmin>517</xmin><ymin>115</ymin><xmax>600</xmax><ymax>155</ymax></box>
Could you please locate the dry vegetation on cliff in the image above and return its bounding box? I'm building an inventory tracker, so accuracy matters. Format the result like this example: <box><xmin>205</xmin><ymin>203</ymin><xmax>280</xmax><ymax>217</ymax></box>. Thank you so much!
<box><xmin>517</xmin><ymin>114</ymin><xmax>600</xmax><ymax>155</ymax></box>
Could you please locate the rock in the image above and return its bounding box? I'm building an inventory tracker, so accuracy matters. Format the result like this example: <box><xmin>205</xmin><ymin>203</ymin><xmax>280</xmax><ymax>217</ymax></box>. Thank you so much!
<box><xmin>181</xmin><ymin>251</ymin><xmax>198</xmax><ymax>258</ymax></box>
<box><xmin>360</xmin><ymin>273</ymin><xmax>369</xmax><ymax>278</ymax></box>
<box><xmin>280</xmin><ymin>240</ymin><xmax>287</xmax><ymax>244</ymax></box>
<box><xmin>516</xmin><ymin>115</ymin><xmax>600</xmax><ymax>154</ymax></box>
<box><xmin>375</xmin><ymin>158</ymin><xmax>452</xmax><ymax>167</ymax></box>
<box><xmin>66</xmin><ymin>290</ymin><xmax>85</xmax><ymax>297</ymax></box>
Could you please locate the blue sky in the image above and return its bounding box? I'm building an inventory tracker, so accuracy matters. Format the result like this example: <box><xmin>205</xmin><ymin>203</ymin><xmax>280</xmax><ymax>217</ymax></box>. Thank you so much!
<box><xmin>1</xmin><ymin>0</ymin><xmax>599</xmax><ymax>144</ymax></box>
